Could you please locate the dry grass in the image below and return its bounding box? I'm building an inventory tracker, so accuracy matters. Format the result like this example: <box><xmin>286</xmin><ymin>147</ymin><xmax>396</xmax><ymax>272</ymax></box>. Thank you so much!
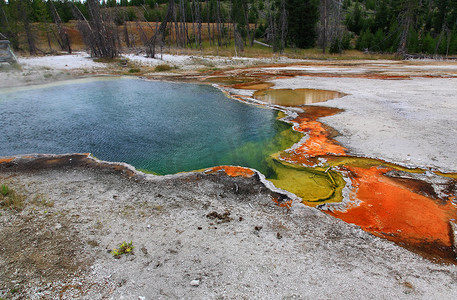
<box><xmin>30</xmin><ymin>194</ymin><xmax>54</xmax><ymax>208</ymax></box>
<box><xmin>22</xmin><ymin>21</ymin><xmax>400</xmax><ymax>61</ymax></box>
<box><xmin>154</xmin><ymin>64</ymin><xmax>174</xmax><ymax>72</ymax></box>
<box><xmin>0</xmin><ymin>184</ymin><xmax>25</xmax><ymax>211</ymax></box>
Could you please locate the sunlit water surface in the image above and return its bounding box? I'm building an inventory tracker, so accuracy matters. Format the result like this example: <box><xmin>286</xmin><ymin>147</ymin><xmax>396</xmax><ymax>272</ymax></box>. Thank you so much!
<box><xmin>254</xmin><ymin>88</ymin><xmax>345</xmax><ymax>106</ymax></box>
<box><xmin>0</xmin><ymin>78</ymin><xmax>300</xmax><ymax>175</ymax></box>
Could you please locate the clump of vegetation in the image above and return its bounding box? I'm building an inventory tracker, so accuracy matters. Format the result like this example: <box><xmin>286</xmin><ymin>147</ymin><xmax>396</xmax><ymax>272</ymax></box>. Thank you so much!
<box><xmin>191</xmin><ymin>57</ymin><xmax>215</xmax><ymax>68</ymax></box>
<box><xmin>111</xmin><ymin>241</ymin><xmax>134</xmax><ymax>258</ymax></box>
<box><xmin>119</xmin><ymin>58</ymin><xmax>129</xmax><ymax>67</ymax></box>
<box><xmin>1</xmin><ymin>184</ymin><xmax>9</xmax><ymax>196</ymax></box>
<box><xmin>128</xmin><ymin>68</ymin><xmax>141</xmax><ymax>73</ymax></box>
<box><xmin>93</xmin><ymin>57</ymin><xmax>122</xmax><ymax>64</ymax></box>
<box><xmin>0</xmin><ymin>184</ymin><xmax>25</xmax><ymax>211</ymax></box>
<box><xmin>30</xmin><ymin>194</ymin><xmax>54</xmax><ymax>208</ymax></box>
<box><xmin>154</xmin><ymin>64</ymin><xmax>174</xmax><ymax>72</ymax></box>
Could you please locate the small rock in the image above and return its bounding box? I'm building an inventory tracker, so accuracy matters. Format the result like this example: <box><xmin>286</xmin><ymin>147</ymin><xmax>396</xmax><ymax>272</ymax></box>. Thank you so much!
<box><xmin>190</xmin><ymin>279</ymin><xmax>200</xmax><ymax>286</ymax></box>
<box><xmin>450</xmin><ymin>221</ymin><xmax>457</xmax><ymax>256</ymax></box>
<box><xmin>254</xmin><ymin>226</ymin><xmax>262</xmax><ymax>236</ymax></box>
<box><xmin>276</xmin><ymin>232</ymin><xmax>283</xmax><ymax>239</ymax></box>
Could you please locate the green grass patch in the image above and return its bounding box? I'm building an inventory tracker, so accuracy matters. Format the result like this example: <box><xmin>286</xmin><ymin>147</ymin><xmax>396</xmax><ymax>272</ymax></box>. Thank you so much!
<box><xmin>111</xmin><ymin>241</ymin><xmax>134</xmax><ymax>258</ymax></box>
<box><xmin>0</xmin><ymin>184</ymin><xmax>25</xmax><ymax>211</ymax></box>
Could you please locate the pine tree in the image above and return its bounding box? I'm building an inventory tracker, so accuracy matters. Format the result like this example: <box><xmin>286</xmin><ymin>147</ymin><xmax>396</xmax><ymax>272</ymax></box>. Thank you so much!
<box><xmin>286</xmin><ymin>0</ymin><xmax>319</xmax><ymax>48</ymax></box>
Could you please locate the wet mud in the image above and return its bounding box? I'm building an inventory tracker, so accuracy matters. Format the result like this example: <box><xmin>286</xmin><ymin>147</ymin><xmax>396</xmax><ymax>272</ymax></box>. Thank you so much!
<box><xmin>216</xmin><ymin>76</ymin><xmax>457</xmax><ymax>264</ymax></box>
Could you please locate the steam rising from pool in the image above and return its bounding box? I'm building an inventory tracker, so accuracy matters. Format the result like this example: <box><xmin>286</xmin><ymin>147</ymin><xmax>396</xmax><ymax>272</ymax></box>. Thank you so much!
<box><xmin>0</xmin><ymin>78</ymin><xmax>300</xmax><ymax>175</ymax></box>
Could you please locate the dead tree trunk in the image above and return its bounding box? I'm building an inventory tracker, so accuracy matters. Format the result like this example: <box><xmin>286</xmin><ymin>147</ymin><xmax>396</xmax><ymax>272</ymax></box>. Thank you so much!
<box><xmin>141</xmin><ymin>0</ymin><xmax>175</xmax><ymax>58</ymax></box>
<box><xmin>173</xmin><ymin>1</ymin><xmax>180</xmax><ymax>47</ymax></box>
<box><xmin>434</xmin><ymin>25</ymin><xmax>448</xmax><ymax>56</ymax></box>
<box><xmin>18</xmin><ymin>0</ymin><xmax>36</xmax><ymax>55</ymax></box>
<box><xmin>242</xmin><ymin>2</ymin><xmax>251</xmax><ymax>47</ymax></box>
<box><xmin>73</xmin><ymin>0</ymin><xmax>119</xmax><ymax>58</ymax></box>
<box><xmin>206</xmin><ymin>0</ymin><xmax>211</xmax><ymax>45</ymax></box>
<box><xmin>279</xmin><ymin>0</ymin><xmax>287</xmax><ymax>53</ymax></box>
<box><xmin>322</xmin><ymin>0</ymin><xmax>328</xmax><ymax>54</ymax></box>
<box><xmin>216</xmin><ymin>0</ymin><xmax>222</xmax><ymax>47</ymax></box>
<box><xmin>124</xmin><ymin>22</ymin><xmax>131</xmax><ymax>48</ymax></box>
<box><xmin>397</xmin><ymin>0</ymin><xmax>418</xmax><ymax>56</ymax></box>
<box><xmin>49</xmin><ymin>0</ymin><xmax>71</xmax><ymax>53</ymax></box>
<box><xmin>196</xmin><ymin>1</ymin><xmax>202</xmax><ymax>49</ymax></box>
<box><xmin>190</xmin><ymin>0</ymin><xmax>202</xmax><ymax>49</ymax></box>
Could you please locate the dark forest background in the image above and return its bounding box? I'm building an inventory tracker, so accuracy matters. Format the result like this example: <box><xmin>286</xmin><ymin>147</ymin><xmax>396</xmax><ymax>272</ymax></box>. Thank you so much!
<box><xmin>1</xmin><ymin>0</ymin><xmax>457</xmax><ymax>58</ymax></box>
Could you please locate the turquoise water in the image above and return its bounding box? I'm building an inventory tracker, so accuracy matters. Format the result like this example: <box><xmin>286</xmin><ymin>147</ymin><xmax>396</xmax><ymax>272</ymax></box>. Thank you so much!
<box><xmin>0</xmin><ymin>78</ymin><xmax>300</xmax><ymax>175</ymax></box>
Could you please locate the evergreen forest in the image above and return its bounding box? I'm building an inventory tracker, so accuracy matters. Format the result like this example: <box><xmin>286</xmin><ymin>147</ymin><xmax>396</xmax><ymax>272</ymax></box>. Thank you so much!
<box><xmin>1</xmin><ymin>0</ymin><xmax>457</xmax><ymax>58</ymax></box>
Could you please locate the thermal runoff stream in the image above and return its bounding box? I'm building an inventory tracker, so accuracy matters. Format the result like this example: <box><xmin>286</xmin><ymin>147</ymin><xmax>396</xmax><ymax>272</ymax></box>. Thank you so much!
<box><xmin>226</xmin><ymin>81</ymin><xmax>457</xmax><ymax>263</ymax></box>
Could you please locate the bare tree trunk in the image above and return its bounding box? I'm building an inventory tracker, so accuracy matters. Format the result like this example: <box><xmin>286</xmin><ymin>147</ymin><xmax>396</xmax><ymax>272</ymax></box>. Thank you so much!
<box><xmin>322</xmin><ymin>0</ymin><xmax>327</xmax><ymax>54</ymax></box>
<box><xmin>179</xmin><ymin>0</ymin><xmax>187</xmax><ymax>47</ymax></box>
<box><xmin>142</xmin><ymin>0</ymin><xmax>175</xmax><ymax>57</ymax></box>
<box><xmin>206</xmin><ymin>0</ymin><xmax>211</xmax><ymax>45</ymax></box>
<box><xmin>194</xmin><ymin>0</ymin><xmax>202</xmax><ymax>49</ymax></box>
<box><xmin>216</xmin><ymin>0</ymin><xmax>222</xmax><ymax>47</ymax></box>
<box><xmin>136</xmin><ymin>22</ymin><xmax>150</xmax><ymax>56</ymax></box>
<box><xmin>138</xmin><ymin>5</ymin><xmax>156</xmax><ymax>57</ymax></box>
<box><xmin>73</xmin><ymin>0</ymin><xmax>118</xmax><ymax>58</ymax></box>
<box><xmin>446</xmin><ymin>27</ymin><xmax>451</xmax><ymax>57</ymax></box>
<box><xmin>397</xmin><ymin>0</ymin><xmax>418</xmax><ymax>55</ymax></box>
<box><xmin>18</xmin><ymin>0</ymin><xmax>37</xmax><ymax>55</ymax></box>
<box><xmin>159</xmin><ymin>0</ymin><xmax>175</xmax><ymax>43</ymax></box>
<box><xmin>243</xmin><ymin>2</ymin><xmax>251</xmax><ymax>47</ymax></box>
<box><xmin>138</xmin><ymin>2</ymin><xmax>173</xmax><ymax>59</ymax></box>
<box><xmin>279</xmin><ymin>0</ymin><xmax>287</xmax><ymax>53</ymax></box>
<box><xmin>266</xmin><ymin>0</ymin><xmax>281</xmax><ymax>53</ymax></box>
<box><xmin>434</xmin><ymin>25</ymin><xmax>447</xmax><ymax>56</ymax></box>
<box><xmin>49</xmin><ymin>1</ymin><xmax>71</xmax><ymax>53</ymax></box>
<box><xmin>398</xmin><ymin>15</ymin><xmax>412</xmax><ymax>55</ymax></box>
<box><xmin>249</xmin><ymin>0</ymin><xmax>259</xmax><ymax>48</ymax></box>
<box><xmin>191</xmin><ymin>0</ymin><xmax>197</xmax><ymax>48</ymax></box>
<box><xmin>173</xmin><ymin>2</ymin><xmax>180</xmax><ymax>47</ymax></box>
<box><xmin>124</xmin><ymin>22</ymin><xmax>131</xmax><ymax>48</ymax></box>
<box><xmin>42</xmin><ymin>16</ymin><xmax>53</xmax><ymax>52</ymax></box>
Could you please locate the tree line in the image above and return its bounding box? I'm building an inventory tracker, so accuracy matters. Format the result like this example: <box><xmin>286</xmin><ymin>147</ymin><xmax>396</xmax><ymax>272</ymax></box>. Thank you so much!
<box><xmin>1</xmin><ymin>0</ymin><xmax>457</xmax><ymax>58</ymax></box>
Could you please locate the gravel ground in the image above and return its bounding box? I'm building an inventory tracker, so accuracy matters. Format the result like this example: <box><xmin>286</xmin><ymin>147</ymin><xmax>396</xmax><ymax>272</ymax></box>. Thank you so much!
<box><xmin>1</xmin><ymin>155</ymin><xmax>456</xmax><ymax>299</ymax></box>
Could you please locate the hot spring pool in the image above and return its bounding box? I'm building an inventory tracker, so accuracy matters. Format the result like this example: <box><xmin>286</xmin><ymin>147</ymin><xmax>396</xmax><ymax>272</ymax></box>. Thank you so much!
<box><xmin>0</xmin><ymin>77</ymin><xmax>301</xmax><ymax>175</ymax></box>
